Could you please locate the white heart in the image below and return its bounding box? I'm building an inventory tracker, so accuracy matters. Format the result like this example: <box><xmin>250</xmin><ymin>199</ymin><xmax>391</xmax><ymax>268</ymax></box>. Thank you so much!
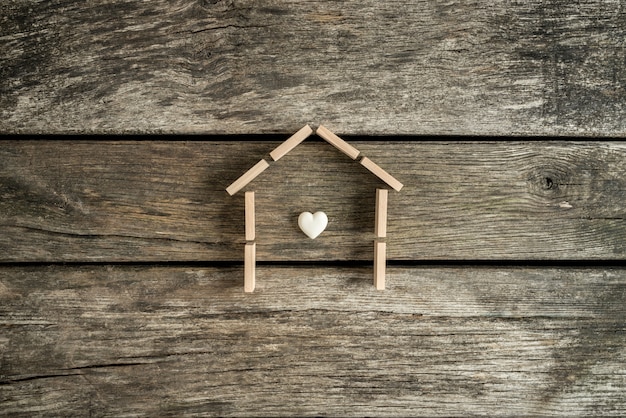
<box><xmin>298</xmin><ymin>211</ymin><xmax>328</xmax><ymax>239</ymax></box>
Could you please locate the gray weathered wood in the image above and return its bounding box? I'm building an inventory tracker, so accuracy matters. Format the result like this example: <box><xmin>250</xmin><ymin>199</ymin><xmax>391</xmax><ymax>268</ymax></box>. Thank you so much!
<box><xmin>1</xmin><ymin>266</ymin><xmax>624</xmax><ymax>416</ymax></box>
<box><xmin>1</xmin><ymin>1</ymin><xmax>625</xmax><ymax>135</ymax></box>
<box><xmin>2</xmin><ymin>2</ymin><xmax>625</xmax><ymax>416</ymax></box>
<box><xmin>1</xmin><ymin>141</ymin><xmax>625</xmax><ymax>262</ymax></box>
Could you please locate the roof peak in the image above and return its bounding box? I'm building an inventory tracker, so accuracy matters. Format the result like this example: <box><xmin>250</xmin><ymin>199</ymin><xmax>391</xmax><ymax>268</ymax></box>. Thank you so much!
<box><xmin>226</xmin><ymin>125</ymin><xmax>403</xmax><ymax>196</ymax></box>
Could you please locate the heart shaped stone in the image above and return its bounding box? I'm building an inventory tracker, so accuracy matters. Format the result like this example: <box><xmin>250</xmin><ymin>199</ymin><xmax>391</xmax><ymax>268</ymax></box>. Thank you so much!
<box><xmin>298</xmin><ymin>211</ymin><xmax>328</xmax><ymax>239</ymax></box>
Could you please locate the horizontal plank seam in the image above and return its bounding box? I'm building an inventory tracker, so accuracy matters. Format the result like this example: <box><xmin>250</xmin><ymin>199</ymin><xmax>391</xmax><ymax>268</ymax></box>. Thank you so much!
<box><xmin>1</xmin><ymin>260</ymin><xmax>625</xmax><ymax>268</ymax></box>
<box><xmin>5</xmin><ymin>134</ymin><xmax>626</xmax><ymax>142</ymax></box>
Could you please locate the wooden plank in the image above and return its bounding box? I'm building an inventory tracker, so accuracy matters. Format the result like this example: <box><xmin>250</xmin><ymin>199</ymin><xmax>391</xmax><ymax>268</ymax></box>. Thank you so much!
<box><xmin>245</xmin><ymin>191</ymin><xmax>255</xmax><ymax>241</ymax></box>
<box><xmin>1</xmin><ymin>141</ymin><xmax>626</xmax><ymax>262</ymax></box>
<box><xmin>373</xmin><ymin>240</ymin><xmax>386</xmax><ymax>289</ymax></box>
<box><xmin>1</xmin><ymin>1</ymin><xmax>625</xmax><ymax>136</ymax></box>
<box><xmin>269</xmin><ymin>125</ymin><xmax>313</xmax><ymax>161</ymax></box>
<box><xmin>244</xmin><ymin>242</ymin><xmax>256</xmax><ymax>292</ymax></box>
<box><xmin>316</xmin><ymin>125</ymin><xmax>361</xmax><ymax>160</ymax></box>
<box><xmin>361</xmin><ymin>157</ymin><xmax>404</xmax><ymax>191</ymax></box>
<box><xmin>225</xmin><ymin>159</ymin><xmax>269</xmax><ymax>196</ymax></box>
<box><xmin>375</xmin><ymin>188</ymin><xmax>388</xmax><ymax>238</ymax></box>
<box><xmin>1</xmin><ymin>265</ymin><xmax>624</xmax><ymax>416</ymax></box>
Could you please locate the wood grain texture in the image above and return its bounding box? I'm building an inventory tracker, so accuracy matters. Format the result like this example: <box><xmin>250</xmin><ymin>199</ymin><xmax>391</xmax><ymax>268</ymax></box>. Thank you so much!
<box><xmin>244</xmin><ymin>191</ymin><xmax>254</xmax><ymax>241</ymax></box>
<box><xmin>316</xmin><ymin>125</ymin><xmax>361</xmax><ymax>160</ymax></box>
<box><xmin>225</xmin><ymin>159</ymin><xmax>269</xmax><ymax>196</ymax></box>
<box><xmin>244</xmin><ymin>242</ymin><xmax>255</xmax><ymax>292</ymax></box>
<box><xmin>373</xmin><ymin>240</ymin><xmax>386</xmax><ymax>289</ymax></box>
<box><xmin>361</xmin><ymin>156</ymin><xmax>404</xmax><ymax>191</ymax></box>
<box><xmin>1</xmin><ymin>1</ymin><xmax>625</xmax><ymax>135</ymax></box>
<box><xmin>269</xmin><ymin>124</ymin><xmax>313</xmax><ymax>161</ymax></box>
<box><xmin>1</xmin><ymin>265</ymin><xmax>624</xmax><ymax>416</ymax></box>
<box><xmin>375</xmin><ymin>188</ymin><xmax>388</xmax><ymax>238</ymax></box>
<box><xmin>1</xmin><ymin>141</ymin><xmax>625</xmax><ymax>262</ymax></box>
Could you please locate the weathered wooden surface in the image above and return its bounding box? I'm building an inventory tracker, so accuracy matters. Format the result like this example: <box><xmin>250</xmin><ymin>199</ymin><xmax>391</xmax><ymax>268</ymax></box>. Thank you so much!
<box><xmin>2</xmin><ymin>1</ymin><xmax>625</xmax><ymax>415</ymax></box>
<box><xmin>1</xmin><ymin>0</ymin><xmax>625</xmax><ymax>135</ymax></box>
<box><xmin>1</xmin><ymin>141</ymin><xmax>625</xmax><ymax>262</ymax></box>
<box><xmin>0</xmin><ymin>265</ymin><xmax>624</xmax><ymax>416</ymax></box>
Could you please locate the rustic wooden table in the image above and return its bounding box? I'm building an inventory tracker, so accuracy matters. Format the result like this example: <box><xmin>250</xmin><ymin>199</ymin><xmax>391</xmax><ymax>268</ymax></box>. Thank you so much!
<box><xmin>1</xmin><ymin>1</ymin><xmax>625</xmax><ymax>416</ymax></box>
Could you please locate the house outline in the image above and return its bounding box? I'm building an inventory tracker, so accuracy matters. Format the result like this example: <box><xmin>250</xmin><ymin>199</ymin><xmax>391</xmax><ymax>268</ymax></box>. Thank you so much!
<box><xmin>226</xmin><ymin>124</ymin><xmax>403</xmax><ymax>292</ymax></box>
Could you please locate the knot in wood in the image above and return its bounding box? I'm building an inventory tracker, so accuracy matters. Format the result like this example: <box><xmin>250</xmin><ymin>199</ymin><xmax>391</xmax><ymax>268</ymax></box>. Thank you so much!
<box><xmin>543</xmin><ymin>176</ymin><xmax>555</xmax><ymax>190</ymax></box>
<box><xmin>527</xmin><ymin>165</ymin><xmax>572</xmax><ymax>199</ymax></box>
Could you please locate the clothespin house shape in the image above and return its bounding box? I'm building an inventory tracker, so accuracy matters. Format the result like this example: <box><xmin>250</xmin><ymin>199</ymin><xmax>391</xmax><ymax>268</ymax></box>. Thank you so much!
<box><xmin>226</xmin><ymin>125</ymin><xmax>403</xmax><ymax>292</ymax></box>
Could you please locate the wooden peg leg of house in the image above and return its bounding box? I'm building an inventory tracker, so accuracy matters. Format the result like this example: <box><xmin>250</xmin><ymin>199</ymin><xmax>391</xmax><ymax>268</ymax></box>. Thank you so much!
<box><xmin>244</xmin><ymin>191</ymin><xmax>256</xmax><ymax>292</ymax></box>
<box><xmin>374</xmin><ymin>188</ymin><xmax>388</xmax><ymax>290</ymax></box>
<box><xmin>375</xmin><ymin>189</ymin><xmax>388</xmax><ymax>238</ymax></box>
<box><xmin>245</xmin><ymin>191</ymin><xmax>255</xmax><ymax>241</ymax></box>
<box><xmin>374</xmin><ymin>241</ymin><xmax>386</xmax><ymax>290</ymax></box>
<box><xmin>244</xmin><ymin>242</ymin><xmax>256</xmax><ymax>293</ymax></box>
